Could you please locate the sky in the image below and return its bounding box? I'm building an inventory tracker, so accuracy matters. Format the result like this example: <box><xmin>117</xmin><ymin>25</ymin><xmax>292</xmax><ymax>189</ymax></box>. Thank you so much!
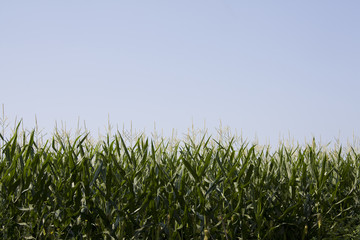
<box><xmin>1</xmin><ymin>1</ymin><xmax>359</xmax><ymax>146</ymax></box>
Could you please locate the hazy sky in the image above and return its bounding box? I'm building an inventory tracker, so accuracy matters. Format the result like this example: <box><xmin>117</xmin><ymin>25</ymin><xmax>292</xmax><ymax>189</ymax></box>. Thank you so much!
<box><xmin>1</xmin><ymin>1</ymin><xmax>359</xmax><ymax>145</ymax></box>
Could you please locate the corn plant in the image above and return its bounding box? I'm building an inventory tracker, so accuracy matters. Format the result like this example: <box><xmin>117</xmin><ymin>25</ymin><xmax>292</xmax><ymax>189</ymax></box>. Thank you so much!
<box><xmin>0</xmin><ymin>125</ymin><xmax>360</xmax><ymax>239</ymax></box>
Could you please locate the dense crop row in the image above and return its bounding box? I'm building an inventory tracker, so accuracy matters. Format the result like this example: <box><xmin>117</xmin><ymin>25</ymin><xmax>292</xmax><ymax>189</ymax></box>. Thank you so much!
<box><xmin>1</xmin><ymin>125</ymin><xmax>360</xmax><ymax>239</ymax></box>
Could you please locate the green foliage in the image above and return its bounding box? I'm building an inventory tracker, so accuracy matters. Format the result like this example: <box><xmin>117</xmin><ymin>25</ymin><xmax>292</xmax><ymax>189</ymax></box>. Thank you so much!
<box><xmin>1</xmin><ymin>129</ymin><xmax>360</xmax><ymax>239</ymax></box>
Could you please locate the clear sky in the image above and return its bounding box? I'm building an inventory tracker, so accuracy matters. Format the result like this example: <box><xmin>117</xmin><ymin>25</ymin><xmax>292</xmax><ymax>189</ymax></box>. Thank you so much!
<box><xmin>1</xmin><ymin>1</ymin><xmax>359</xmax><ymax>146</ymax></box>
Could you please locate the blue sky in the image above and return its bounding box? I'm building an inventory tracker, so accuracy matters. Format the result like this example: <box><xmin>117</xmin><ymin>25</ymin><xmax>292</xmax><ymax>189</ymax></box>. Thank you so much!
<box><xmin>1</xmin><ymin>1</ymin><xmax>359</xmax><ymax>146</ymax></box>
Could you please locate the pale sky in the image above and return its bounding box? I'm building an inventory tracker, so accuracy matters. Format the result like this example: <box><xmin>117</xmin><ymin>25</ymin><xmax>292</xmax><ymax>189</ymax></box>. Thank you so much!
<box><xmin>1</xmin><ymin>1</ymin><xmax>359</xmax><ymax>146</ymax></box>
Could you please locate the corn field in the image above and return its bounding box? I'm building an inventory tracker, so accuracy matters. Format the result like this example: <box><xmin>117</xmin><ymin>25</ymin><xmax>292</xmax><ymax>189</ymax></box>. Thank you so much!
<box><xmin>1</xmin><ymin>124</ymin><xmax>360</xmax><ymax>239</ymax></box>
